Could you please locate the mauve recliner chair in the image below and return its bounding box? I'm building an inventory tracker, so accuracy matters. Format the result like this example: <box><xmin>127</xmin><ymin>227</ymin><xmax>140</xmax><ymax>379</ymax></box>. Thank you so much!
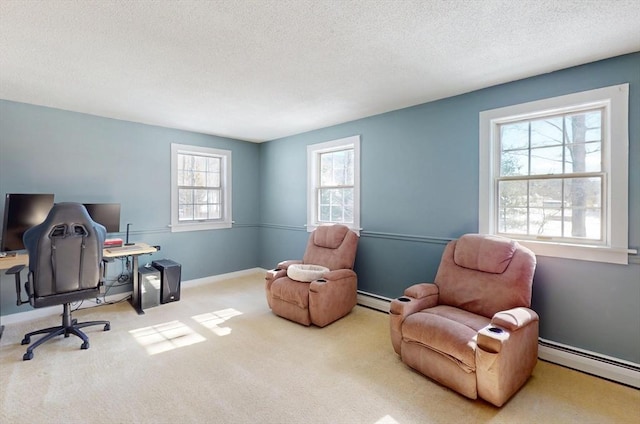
<box><xmin>390</xmin><ymin>233</ymin><xmax>538</xmax><ymax>406</ymax></box>
<box><xmin>265</xmin><ymin>224</ymin><xmax>359</xmax><ymax>327</ymax></box>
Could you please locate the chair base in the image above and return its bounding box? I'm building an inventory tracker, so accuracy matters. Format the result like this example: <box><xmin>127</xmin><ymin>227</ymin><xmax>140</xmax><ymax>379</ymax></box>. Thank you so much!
<box><xmin>21</xmin><ymin>303</ymin><xmax>110</xmax><ymax>361</ymax></box>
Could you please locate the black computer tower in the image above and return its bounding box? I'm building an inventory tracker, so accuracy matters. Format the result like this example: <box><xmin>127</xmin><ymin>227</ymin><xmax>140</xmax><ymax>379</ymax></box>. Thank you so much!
<box><xmin>138</xmin><ymin>266</ymin><xmax>161</xmax><ymax>310</ymax></box>
<box><xmin>152</xmin><ymin>259</ymin><xmax>181</xmax><ymax>304</ymax></box>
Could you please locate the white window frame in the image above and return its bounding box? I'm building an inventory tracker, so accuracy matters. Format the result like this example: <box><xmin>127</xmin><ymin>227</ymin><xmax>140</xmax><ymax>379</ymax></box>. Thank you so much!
<box><xmin>170</xmin><ymin>143</ymin><xmax>232</xmax><ymax>232</ymax></box>
<box><xmin>479</xmin><ymin>84</ymin><xmax>633</xmax><ymax>264</ymax></box>
<box><xmin>307</xmin><ymin>135</ymin><xmax>361</xmax><ymax>235</ymax></box>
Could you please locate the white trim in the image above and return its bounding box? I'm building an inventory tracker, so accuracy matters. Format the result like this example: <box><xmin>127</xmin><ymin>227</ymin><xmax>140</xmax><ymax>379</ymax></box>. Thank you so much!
<box><xmin>538</xmin><ymin>338</ymin><xmax>640</xmax><ymax>388</ymax></box>
<box><xmin>357</xmin><ymin>290</ymin><xmax>391</xmax><ymax>312</ymax></box>
<box><xmin>307</xmin><ymin>135</ymin><xmax>361</xmax><ymax>235</ymax></box>
<box><xmin>170</xmin><ymin>143</ymin><xmax>232</xmax><ymax>232</ymax></box>
<box><xmin>479</xmin><ymin>84</ymin><xmax>630</xmax><ymax>264</ymax></box>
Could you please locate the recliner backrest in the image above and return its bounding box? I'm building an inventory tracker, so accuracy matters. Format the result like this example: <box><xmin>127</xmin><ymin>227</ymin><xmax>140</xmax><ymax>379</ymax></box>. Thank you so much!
<box><xmin>23</xmin><ymin>203</ymin><xmax>106</xmax><ymax>297</ymax></box>
<box><xmin>434</xmin><ymin>234</ymin><xmax>536</xmax><ymax>318</ymax></box>
<box><xmin>302</xmin><ymin>225</ymin><xmax>359</xmax><ymax>270</ymax></box>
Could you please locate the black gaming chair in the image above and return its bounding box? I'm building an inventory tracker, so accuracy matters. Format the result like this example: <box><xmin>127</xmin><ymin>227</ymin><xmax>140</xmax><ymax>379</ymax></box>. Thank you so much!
<box><xmin>7</xmin><ymin>202</ymin><xmax>111</xmax><ymax>360</ymax></box>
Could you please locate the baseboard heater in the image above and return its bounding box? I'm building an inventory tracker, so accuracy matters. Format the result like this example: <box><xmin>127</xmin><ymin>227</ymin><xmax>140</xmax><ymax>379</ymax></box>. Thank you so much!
<box><xmin>356</xmin><ymin>290</ymin><xmax>640</xmax><ymax>389</ymax></box>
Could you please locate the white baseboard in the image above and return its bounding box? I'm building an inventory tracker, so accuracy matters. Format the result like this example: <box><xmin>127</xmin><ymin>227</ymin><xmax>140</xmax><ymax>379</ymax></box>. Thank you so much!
<box><xmin>538</xmin><ymin>338</ymin><xmax>640</xmax><ymax>389</ymax></box>
<box><xmin>357</xmin><ymin>290</ymin><xmax>391</xmax><ymax>312</ymax></box>
<box><xmin>183</xmin><ymin>267</ymin><xmax>267</xmax><ymax>287</ymax></box>
<box><xmin>356</xmin><ymin>291</ymin><xmax>640</xmax><ymax>388</ymax></box>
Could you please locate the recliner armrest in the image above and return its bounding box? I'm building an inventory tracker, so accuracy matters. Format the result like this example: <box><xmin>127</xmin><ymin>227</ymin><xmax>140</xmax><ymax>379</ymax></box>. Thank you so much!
<box><xmin>276</xmin><ymin>260</ymin><xmax>303</xmax><ymax>270</ymax></box>
<box><xmin>318</xmin><ymin>269</ymin><xmax>355</xmax><ymax>281</ymax></box>
<box><xmin>477</xmin><ymin>307</ymin><xmax>538</xmax><ymax>354</ymax></box>
<box><xmin>475</xmin><ymin>307</ymin><xmax>539</xmax><ymax>406</ymax></box>
<box><xmin>492</xmin><ymin>307</ymin><xmax>539</xmax><ymax>331</ymax></box>
<box><xmin>265</xmin><ymin>268</ymin><xmax>287</xmax><ymax>283</ymax></box>
<box><xmin>389</xmin><ymin>283</ymin><xmax>439</xmax><ymax>354</ymax></box>
<box><xmin>404</xmin><ymin>282</ymin><xmax>439</xmax><ymax>299</ymax></box>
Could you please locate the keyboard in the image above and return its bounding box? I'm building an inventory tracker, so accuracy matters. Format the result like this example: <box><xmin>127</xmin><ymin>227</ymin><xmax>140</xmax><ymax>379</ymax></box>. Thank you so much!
<box><xmin>105</xmin><ymin>245</ymin><xmax>141</xmax><ymax>254</ymax></box>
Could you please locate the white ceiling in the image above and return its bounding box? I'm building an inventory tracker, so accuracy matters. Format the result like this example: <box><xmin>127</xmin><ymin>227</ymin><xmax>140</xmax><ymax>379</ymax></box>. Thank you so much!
<box><xmin>1</xmin><ymin>1</ymin><xmax>639</xmax><ymax>143</ymax></box>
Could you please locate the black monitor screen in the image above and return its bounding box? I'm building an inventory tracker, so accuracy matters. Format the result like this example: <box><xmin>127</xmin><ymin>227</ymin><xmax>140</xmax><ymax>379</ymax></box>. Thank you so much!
<box><xmin>1</xmin><ymin>193</ymin><xmax>55</xmax><ymax>252</ymax></box>
<box><xmin>83</xmin><ymin>203</ymin><xmax>121</xmax><ymax>233</ymax></box>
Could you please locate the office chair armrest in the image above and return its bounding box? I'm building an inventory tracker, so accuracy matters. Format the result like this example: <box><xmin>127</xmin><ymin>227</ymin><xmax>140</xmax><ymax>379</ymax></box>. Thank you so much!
<box><xmin>5</xmin><ymin>265</ymin><xmax>28</xmax><ymax>306</ymax></box>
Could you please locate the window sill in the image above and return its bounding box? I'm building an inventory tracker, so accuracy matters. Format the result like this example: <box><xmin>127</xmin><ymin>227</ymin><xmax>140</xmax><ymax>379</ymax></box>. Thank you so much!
<box><xmin>170</xmin><ymin>221</ymin><xmax>232</xmax><ymax>233</ymax></box>
<box><xmin>516</xmin><ymin>239</ymin><xmax>636</xmax><ymax>265</ymax></box>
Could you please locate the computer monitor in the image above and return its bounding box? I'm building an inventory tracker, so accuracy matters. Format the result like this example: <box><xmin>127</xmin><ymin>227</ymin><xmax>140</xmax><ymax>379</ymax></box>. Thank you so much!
<box><xmin>83</xmin><ymin>203</ymin><xmax>121</xmax><ymax>233</ymax></box>
<box><xmin>1</xmin><ymin>193</ymin><xmax>55</xmax><ymax>253</ymax></box>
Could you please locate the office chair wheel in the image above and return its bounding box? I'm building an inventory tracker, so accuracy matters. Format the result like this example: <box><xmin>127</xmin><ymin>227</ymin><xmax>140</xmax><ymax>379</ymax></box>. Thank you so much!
<box><xmin>23</xmin><ymin>351</ymin><xmax>33</xmax><ymax>361</ymax></box>
<box><xmin>104</xmin><ymin>323</ymin><xmax>111</xmax><ymax>331</ymax></box>
<box><xmin>21</xmin><ymin>336</ymin><xmax>30</xmax><ymax>345</ymax></box>
<box><xmin>81</xmin><ymin>341</ymin><xmax>90</xmax><ymax>350</ymax></box>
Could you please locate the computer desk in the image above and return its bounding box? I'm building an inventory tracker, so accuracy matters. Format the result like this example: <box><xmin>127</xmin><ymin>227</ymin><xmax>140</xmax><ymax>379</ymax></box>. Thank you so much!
<box><xmin>102</xmin><ymin>242</ymin><xmax>158</xmax><ymax>315</ymax></box>
<box><xmin>0</xmin><ymin>242</ymin><xmax>158</xmax><ymax>319</ymax></box>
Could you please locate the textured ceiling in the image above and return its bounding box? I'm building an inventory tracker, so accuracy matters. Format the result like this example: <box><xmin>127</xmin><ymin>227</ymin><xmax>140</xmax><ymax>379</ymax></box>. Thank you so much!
<box><xmin>1</xmin><ymin>0</ymin><xmax>639</xmax><ymax>142</ymax></box>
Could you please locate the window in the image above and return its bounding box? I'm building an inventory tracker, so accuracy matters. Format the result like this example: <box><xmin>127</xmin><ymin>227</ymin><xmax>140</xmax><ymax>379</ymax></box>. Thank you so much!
<box><xmin>170</xmin><ymin>143</ymin><xmax>232</xmax><ymax>232</ymax></box>
<box><xmin>307</xmin><ymin>135</ymin><xmax>360</xmax><ymax>234</ymax></box>
<box><xmin>480</xmin><ymin>84</ymin><xmax>632</xmax><ymax>264</ymax></box>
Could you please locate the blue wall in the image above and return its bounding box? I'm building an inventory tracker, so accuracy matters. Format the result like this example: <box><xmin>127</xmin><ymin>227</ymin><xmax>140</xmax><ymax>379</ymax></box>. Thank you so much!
<box><xmin>0</xmin><ymin>102</ymin><xmax>261</xmax><ymax>315</ymax></box>
<box><xmin>1</xmin><ymin>53</ymin><xmax>638</xmax><ymax>364</ymax></box>
<box><xmin>258</xmin><ymin>52</ymin><xmax>640</xmax><ymax>363</ymax></box>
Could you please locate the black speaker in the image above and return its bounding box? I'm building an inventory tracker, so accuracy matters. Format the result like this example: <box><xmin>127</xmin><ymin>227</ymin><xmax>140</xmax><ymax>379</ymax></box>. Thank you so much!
<box><xmin>138</xmin><ymin>266</ymin><xmax>161</xmax><ymax>310</ymax></box>
<box><xmin>152</xmin><ymin>259</ymin><xmax>181</xmax><ymax>304</ymax></box>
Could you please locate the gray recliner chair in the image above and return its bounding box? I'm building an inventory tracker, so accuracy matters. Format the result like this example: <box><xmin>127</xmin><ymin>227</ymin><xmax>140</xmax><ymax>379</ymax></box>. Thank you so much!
<box><xmin>7</xmin><ymin>202</ymin><xmax>111</xmax><ymax>360</ymax></box>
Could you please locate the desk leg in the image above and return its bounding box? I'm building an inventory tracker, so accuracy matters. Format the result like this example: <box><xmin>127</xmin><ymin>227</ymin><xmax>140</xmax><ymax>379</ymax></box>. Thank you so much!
<box><xmin>129</xmin><ymin>255</ymin><xmax>144</xmax><ymax>315</ymax></box>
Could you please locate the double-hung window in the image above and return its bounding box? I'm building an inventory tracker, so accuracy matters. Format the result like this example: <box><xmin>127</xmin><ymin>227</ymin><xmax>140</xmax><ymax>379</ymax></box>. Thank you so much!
<box><xmin>479</xmin><ymin>84</ymin><xmax>632</xmax><ymax>264</ymax></box>
<box><xmin>307</xmin><ymin>135</ymin><xmax>361</xmax><ymax>234</ymax></box>
<box><xmin>170</xmin><ymin>143</ymin><xmax>232</xmax><ymax>232</ymax></box>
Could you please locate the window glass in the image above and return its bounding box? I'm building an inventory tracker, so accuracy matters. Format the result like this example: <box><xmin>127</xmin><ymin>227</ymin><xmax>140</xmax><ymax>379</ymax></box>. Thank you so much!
<box><xmin>171</xmin><ymin>144</ymin><xmax>232</xmax><ymax>232</ymax></box>
<box><xmin>479</xmin><ymin>84</ymin><xmax>631</xmax><ymax>264</ymax></box>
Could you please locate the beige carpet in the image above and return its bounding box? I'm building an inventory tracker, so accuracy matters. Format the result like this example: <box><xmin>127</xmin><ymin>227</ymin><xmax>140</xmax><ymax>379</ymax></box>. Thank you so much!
<box><xmin>1</xmin><ymin>271</ymin><xmax>638</xmax><ymax>424</ymax></box>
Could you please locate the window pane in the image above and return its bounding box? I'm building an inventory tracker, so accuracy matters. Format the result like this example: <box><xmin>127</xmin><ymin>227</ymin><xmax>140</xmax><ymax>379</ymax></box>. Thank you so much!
<box><xmin>207</xmin><ymin>172</ymin><xmax>220</xmax><ymax>187</ymax></box>
<box><xmin>530</xmin><ymin>146</ymin><xmax>563</xmax><ymax>175</ymax></box>
<box><xmin>179</xmin><ymin>204</ymin><xmax>193</xmax><ymax>221</ymax></box>
<box><xmin>345</xmin><ymin>150</ymin><xmax>354</xmax><ymax>184</ymax></box>
<box><xmin>563</xmin><ymin>177</ymin><xmax>601</xmax><ymax>240</ymax></box>
<box><xmin>501</xmin><ymin>150</ymin><xmax>529</xmax><ymax>176</ymax></box>
<box><xmin>178</xmin><ymin>188</ymin><xmax>193</xmax><ymax>204</ymax></box>
<box><xmin>530</xmin><ymin>117</ymin><xmax>563</xmax><ymax>148</ymax></box>
<box><xmin>208</xmin><ymin>157</ymin><xmax>220</xmax><ymax>172</ymax></box>
<box><xmin>319</xmin><ymin>205</ymin><xmax>330</xmax><ymax>222</ymax></box>
<box><xmin>499</xmin><ymin>207</ymin><xmax>528</xmax><ymax>234</ymax></box>
<box><xmin>208</xmin><ymin>204</ymin><xmax>221</xmax><ymax>220</ymax></box>
<box><xmin>192</xmin><ymin>156</ymin><xmax>207</xmax><ymax>171</ymax></box>
<box><xmin>498</xmin><ymin>180</ymin><xmax>528</xmax><ymax>208</ymax></box>
<box><xmin>318</xmin><ymin>187</ymin><xmax>353</xmax><ymax>224</ymax></box>
<box><xmin>194</xmin><ymin>205</ymin><xmax>208</xmax><ymax>220</ymax></box>
<box><xmin>500</xmin><ymin>122</ymin><xmax>529</xmax><ymax>150</ymax></box>
<box><xmin>208</xmin><ymin>189</ymin><xmax>221</xmax><ymax>204</ymax></box>
<box><xmin>320</xmin><ymin>152</ymin><xmax>334</xmax><ymax>186</ymax></box>
<box><xmin>320</xmin><ymin>149</ymin><xmax>353</xmax><ymax>186</ymax></box>
<box><xmin>530</xmin><ymin>207</ymin><xmax>562</xmax><ymax>237</ymax></box>
<box><xmin>529</xmin><ymin>179</ymin><xmax>562</xmax><ymax>208</ymax></box>
<box><xmin>193</xmin><ymin>189</ymin><xmax>207</xmax><ymax>203</ymax></box>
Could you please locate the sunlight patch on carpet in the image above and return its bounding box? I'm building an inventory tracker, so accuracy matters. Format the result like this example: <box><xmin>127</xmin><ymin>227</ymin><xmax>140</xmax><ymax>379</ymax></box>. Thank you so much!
<box><xmin>129</xmin><ymin>320</ymin><xmax>206</xmax><ymax>355</ymax></box>
<box><xmin>192</xmin><ymin>308</ymin><xmax>243</xmax><ymax>336</ymax></box>
<box><xmin>375</xmin><ymin>415</ymin><xmax>400</xmax><ymax>424</ymax></box>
